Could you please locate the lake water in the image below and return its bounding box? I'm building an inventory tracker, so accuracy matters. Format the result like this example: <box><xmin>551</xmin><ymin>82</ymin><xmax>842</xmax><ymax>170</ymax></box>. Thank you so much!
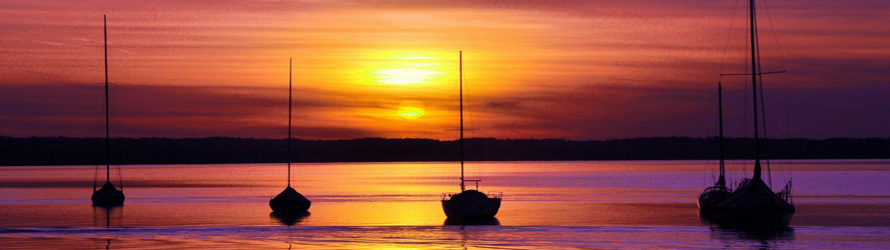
<box><xmin>1</xmin><ymin>160</ymin><xmax>889</xmax><ymax>249</ymax></box>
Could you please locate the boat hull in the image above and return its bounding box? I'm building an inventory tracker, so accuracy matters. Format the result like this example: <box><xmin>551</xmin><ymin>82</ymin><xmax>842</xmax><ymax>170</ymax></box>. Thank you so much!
<box><xmin>270</xmin><ymin>187</ymin><xmax>311</xmax><ymax>214</ymax></box>
<box><xmin>92</xmin><ymin>182</ymin><xmax>125</xmax><ymax>207</ymax></box>
<box><xmin>703</xmin><ymin>178</ymin><xmax>795</xmax><ymax>230</ymax></box>
<box><xmin>698</xmin><ymin>186</ymin><xmax>731</xmax><ymax>212</ymax></box>
<box><xmin>442</xmin><ymin>190</ymin><xmax>500</xmax><ymax>219</ymax></box>
<box><xmin>444</xmin><ymin>217</ymin><xmax>500</xmax><ymax>225</ymax></box>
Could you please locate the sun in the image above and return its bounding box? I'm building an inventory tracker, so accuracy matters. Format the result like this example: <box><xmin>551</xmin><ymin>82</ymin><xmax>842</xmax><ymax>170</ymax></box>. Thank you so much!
<box><xmin>398</xmin><ymin>100</ymin><xmax>425</xmax><ymax>120</ymax></box>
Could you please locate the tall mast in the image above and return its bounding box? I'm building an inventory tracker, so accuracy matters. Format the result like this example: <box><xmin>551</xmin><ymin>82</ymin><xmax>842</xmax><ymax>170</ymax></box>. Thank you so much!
<box><xmin>750</xmin><ymin>0</ymin><xmax>762</xmax><ymax>180</ymax></box>
<box><xmin>287</xmin><ymin>58</ymin><xmax>292</xmax><ymax>187</ymax></box>
<box><xmin>104</xmin><ymin>15</ymin><xmax>110</xmax><ymax>184</ymax></box>
<box><xmin>717</xmin><ymin>82</ymin><xmax>726</xmax><ymax>186</ymax></box>
<box><xmin>459</xmin><ymin>51</ymin><xmax>465</xmax><ymax>192</ymax></box>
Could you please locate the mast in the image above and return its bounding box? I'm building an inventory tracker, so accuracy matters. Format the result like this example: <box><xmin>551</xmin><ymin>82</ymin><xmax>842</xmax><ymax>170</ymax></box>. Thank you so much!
<box><xmin>750</xmin><ymin>0</ymin><xmax>762</xmax><ymax>180</ymax></box>
<box><xmin>459</xmin><ymin>51</ymin><xmax>465</xmax><ymax>192</ymax></box>
<box><xmin>288</xmin><ymin>58</ymin><xmax>292</xmax><ymax>187</ymax></box>
<box><xmin>717</xmin><ymin>82</ymin><xmax>726</xmax><ymax>186</ymax></box>
<box><xmin>104</xmin><ymin>15</ymin><xmax>110</xmax><ymax>184</ymax></box>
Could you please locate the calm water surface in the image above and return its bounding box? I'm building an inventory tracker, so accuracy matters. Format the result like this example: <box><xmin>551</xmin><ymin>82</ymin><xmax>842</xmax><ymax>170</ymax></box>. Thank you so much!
<box><xmin>1</xmin><ymin>160</ymin><xmax>889</xmax><ymax>249</ymax></box>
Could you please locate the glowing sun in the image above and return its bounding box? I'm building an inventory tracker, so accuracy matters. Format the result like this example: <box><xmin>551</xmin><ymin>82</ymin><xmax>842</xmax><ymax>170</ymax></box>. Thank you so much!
<box><xmin>398</xmin><ymin>100</ymin><xmax>425</xmax><ymax>120</ymax></box>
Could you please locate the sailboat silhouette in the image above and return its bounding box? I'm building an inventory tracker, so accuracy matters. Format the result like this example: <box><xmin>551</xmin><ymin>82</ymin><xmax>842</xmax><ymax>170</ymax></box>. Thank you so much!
<box><xmin>698</xmin><ymin>82</ymin><xmax>731</xmax><ymax>211</ymax></box>
<box><xmin>441</xmin><ymin>51</ymin><xmax>502</xmax><ymax>221</ymax></box>
<box><xmin>700</xmin><ymin>0</ymin><xmax>795</xmax><ymax>229</ymax></box>
<box><xmin>269</xmin><ymin>58</ymin><xmax>311</xmax><ymax>216</ymax></box>
<box><xmin>91</xmin><ymin>15</ymin><xmax>125</xmax><ymax>207</ymax></box>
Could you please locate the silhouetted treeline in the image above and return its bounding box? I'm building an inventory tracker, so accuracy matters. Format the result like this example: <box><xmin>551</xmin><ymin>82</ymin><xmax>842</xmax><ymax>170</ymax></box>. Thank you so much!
<box><xmin>1</xmin><ymin>136</ymin><xmax>888</xmax><ymax>166</ymax></box>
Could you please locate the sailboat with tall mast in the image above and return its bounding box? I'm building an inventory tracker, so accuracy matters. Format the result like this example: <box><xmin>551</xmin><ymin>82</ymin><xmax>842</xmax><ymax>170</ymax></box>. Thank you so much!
<box><xmin>441</xmin><ymin>51</ymin><xmax>502</xmax><ymax>220</ymax></box>
<box><xmin>92</xmin><ymin>15</ymin><xmax>125</xmax><ymax>207</ymax></box>
<box><xmin>701</xmin><ymin>0</ymin><xmax>795</xmax><ymax>229</ymax></box>
<box><xmin>698</xmin><ymin>82</ymin><xmax>731</xmax><ymax>211</ymax></box>
<box><xmin>269</xmin><ymin>58</ymin><xmax>311</xmax><ymax>215</ymax></box>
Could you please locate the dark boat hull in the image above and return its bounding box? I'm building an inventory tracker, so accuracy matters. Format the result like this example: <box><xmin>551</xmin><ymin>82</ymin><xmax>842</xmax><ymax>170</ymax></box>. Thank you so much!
<box><xmin>92</xmin><ymin>182</ymin><xmax>125</xmax><ymax>207</ymax></box>
<box><xmin>270</xmin><ymin>187</ymin><xmax>311</xmax><ymax>215</ymax></box>
<box><xmin>704</xmin><ymin>178</ymin><xmax>795</xmax><ymax>230</ymax></box>
<box><xmin>442</xmin><ymin>190</ymin><xmax>500</xmax><ymax>219</ymax></box>
<box><xmin>270</xmin><ymin>198</ymin><xmax>311</xmax><ymax>214</ymax></box>
<box><xmin>698</xmin><ymin>186</ymin><xmax>731</xmax><ymax>212</ymax></box>
<box><xmin>444</xmin><ymin>217</ymin><xmax>500</xmax><ymax>225</ymax></box>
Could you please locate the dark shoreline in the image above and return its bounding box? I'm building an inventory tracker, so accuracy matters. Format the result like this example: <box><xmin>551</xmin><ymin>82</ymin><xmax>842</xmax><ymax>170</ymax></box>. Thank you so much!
<box><xmin>1</xmin><ymin>136</ymin><xmax>888</xmax><ymax>166</ymax></box>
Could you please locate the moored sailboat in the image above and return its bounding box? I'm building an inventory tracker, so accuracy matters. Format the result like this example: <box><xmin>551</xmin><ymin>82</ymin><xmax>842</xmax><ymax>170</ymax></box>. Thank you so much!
<box><xmin>92</xmin><ymin>15</ymin><xmax>125</xmax><ymax>207</ymax></box>
<box><xmin>269</xmin><ymin>58</ymin><xmax>311</xmax><ymax>216</ymax></box>
<box><xmin>700</xmin><ymin>0</ymin><xmax>795</xmax><ymax>229</ymax></box>
<box><xmin>441</xmin><ymin>51</ymin><xmax>502</xmax><ymax>220</ymax></box>
<box><xmin>698</xmin><ymin>82</ymin><xmax>731</xmax><ymax>211</ymax></box>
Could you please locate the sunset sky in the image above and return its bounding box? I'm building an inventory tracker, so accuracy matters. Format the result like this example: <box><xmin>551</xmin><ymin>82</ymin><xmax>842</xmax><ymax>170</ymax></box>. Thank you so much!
<box><xmin>1</xmin><ymin>0</ymin><xmax>888</xmax><ymax>140</ymax></box>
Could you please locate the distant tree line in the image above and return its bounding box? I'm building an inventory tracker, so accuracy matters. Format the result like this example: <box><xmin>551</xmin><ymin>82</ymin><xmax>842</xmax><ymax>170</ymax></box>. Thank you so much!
<box><xmin>1</xmin><ymin>136</ymin><xmax>888</xmax><ymax>166</ymax></box>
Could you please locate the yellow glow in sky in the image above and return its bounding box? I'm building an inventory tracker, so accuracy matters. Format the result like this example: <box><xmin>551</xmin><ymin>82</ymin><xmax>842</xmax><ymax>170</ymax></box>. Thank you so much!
<box><xmin>373</xmin><ymin>68</ymin><xmax>442</xmax><ymax>85</ymax></box>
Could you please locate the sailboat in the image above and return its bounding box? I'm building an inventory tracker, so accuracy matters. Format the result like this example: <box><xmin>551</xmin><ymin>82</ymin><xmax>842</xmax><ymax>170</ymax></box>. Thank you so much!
<box><xmin>92</xmin><ymin>15</ymin><xmax>125</xmax><ymax>207</ymax></box>
<box><xmin>269</xmin><ymin>58</ymin><xmax>311</xmax><ymax>216</ymax></box>
<box><xmin>700</xmin><ymin>0</ymin><xmax>795</xmax><ymax>229</ymax></box>
<box><xmin>441</xmin><ymin>51</ymin><xmax>502</xmax><ymax>220</ymax></box>
<box><xmin>697</xmin><ymin>82</ymin><xmax>731</xmax><ymax>211</ymax></box>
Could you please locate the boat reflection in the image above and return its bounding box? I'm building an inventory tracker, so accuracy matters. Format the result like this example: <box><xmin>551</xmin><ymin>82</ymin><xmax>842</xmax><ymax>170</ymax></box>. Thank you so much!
<box><xmin>699</xmin><ymin>213</ymin><xmax>794</xmax><ymax>249</ymax></box>
<box><xmin>93</xmin><ymin>205</ymin><xmax>123</xmax><ymax>228</ymax></box>
<box><xmin>708</xmin><ymin>221</ymin><xmax>795</xmax><ymax>249</ymax></box>
<box><xmin>93</xmin><ymin>205</ymin><xmax>121</xmax><ymax>249</ymax></box>
<box><xmin>444</xmin><ymin>217</ymin><xmax>500</xmax><ymax>226</ymax></box>
<box><xmin>270</xmin><ymin>211</ymin><xmax>310</xmax><ymax>226</ymax></box>
<box><xmin>700</xmin><ymin>210</ymin><xmax>794</xmax><ymax>231</ymax></box>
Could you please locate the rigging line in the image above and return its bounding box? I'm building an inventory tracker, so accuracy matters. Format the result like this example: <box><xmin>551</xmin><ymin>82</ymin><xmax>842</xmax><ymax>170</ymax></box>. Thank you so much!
<box><xmin>93</xmin><ymin>157</ymin><xmax>99</xmax><ymax>191</ymax></box>
<box><xmin>741</xmin><ymin>0</ymin><xmax>751</xmax><ymax>146</ymax></box>
<box><xmin>758</xmin><ymin>80</ymin><xmax>774</xmax><ymax>187</ymax></box>
<box><xmin>759</xmin><ymin>77</ymin><xmax>774</xmax><ymax>187</ymax></box>
<box><xmin>751</xmin><ymin>0</ymin><xmax>759</xmax><ymax>165</ymax></box>
<box><xmin>742</xmin><ymin>62</ymin><xmax>749</xmax><ymax>173</ymax></box>
<box><xmin>783</xmin><ymin>73</ymin><xmax>791</xmax><ymax>183</ymax></box>
<box><xmin>463</xmin><ymin>63</ymin><xmax>482</xmax><ymax>184</ymax></box>
<box><xmin>718</xmin><ymin>0</ymin><xmax>744</xmax><ymax>77</ymax></box>
<box><xmin>758</xmin><ymin>82</ymin><xmax>774</xmax><ymax>187</ymax></box>
<box><xmin>761</xmin><ymin>0</ymin><xmax>788</xmax><ymax>73</ymax></box>
<box><xmin>717</xmin><ymin>82</ymin><xmax>726</xmax><ymax>185</ymax></box>
<box><xmin>716</xmin><ymin>77</ymin><xmax>723</xmax><ymax>182</ymax></box>
<box><xmin>94</xmin><ymin>58</ymin><xmax>107</xmax><ymax>190</ymax></box>
<box><xmin>93</xmin><ymin>83</ymin><xmax>101</xmax><ymax>191</ymax></box>
<box><xmin>740</xmin><ymin>0</ymin><xmax>751</xmax><ymax>177</ymax></box>
<box><xmin>118</xmin><ymin>163</ymin><xmax>123</xmax><ymax>191</ymax></box>
<box><xmin>763</xmin><ymin>0</ymin><xmax>793</xmax><ymax>182</ymax></box>
<box><xmin>459</xmin><ymin>51</ymin><xmax>464</xmax><ymax>191</ymax></box>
